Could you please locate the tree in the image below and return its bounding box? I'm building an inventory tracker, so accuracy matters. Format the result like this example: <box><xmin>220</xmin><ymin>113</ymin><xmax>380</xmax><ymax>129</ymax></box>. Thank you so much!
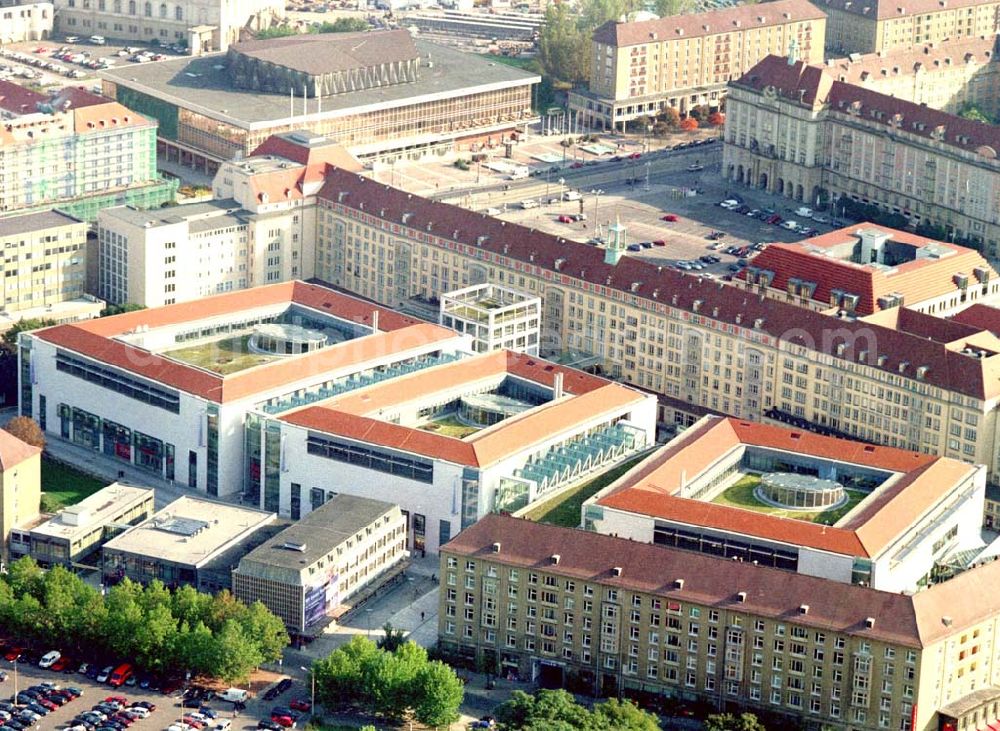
<box><xmin>376</xmin><ymin>621</ymin><xmax>407</xmax><ymax>652</ymax></box>
<box><xmin>100</xmin><ymin>303</ymin><xmax>146</xmax><ymax>317</ymax></box>
<box><xmin>316</xmin><ymin>18</ymin><xmax>370</xmax><ymax>33</ymax></box>
<box><xmin>2</xmin><ymin>318</ymin><xmax>55</xmax><ymax>347</ymax></box>
<box><xmin>538</xmin><ymin>4</ymin><xmax>591</xmax><ymax>84</ymax></box>
<box><xmin>240</xmin><ymin>601</ymin><xmax>290</xmax><ymax>663</ymax></box>
<box><xmin>959</xmin><ymin>103</ymin><xmax>994</xmax><ymax>124</ymax></box>
<box><xmin>7</xmin><ymin>556</ymin><xmax>45</xmax><ymax>599</ymax></box>
<box><xmin>593</xmin><ymin>699</ymin><xmax>660</xmax><ymax>730</ymax></box>
<box><xmin>495</xmin><ymin>690</ymin><xmax>595</xmax><ymax>730</ymax></box>
<box><xmin>708</xmin><ymin>111</ymin><xmax>726</xmax><ymax>126</ymax></box>
<box><xmin>313</xmin><ymin>635</ymin><xmax>379</xmax><ymax>707</ymax></box>
<box><xmin>411</xmin><ymin>660</ymin><xmax>464</xmax><ymax>727</ymax></box>
<box><xmin>680</xmin><ymin>117</ymin><xmax>699</xmax><ymax>131</ymax></box>
<box><xmin>654</xmin><ymin>0</ymin><xmax>693</xmax><ymax>16</ymax></box>
<box><xmin>211</xmin><ymin>619</ymin><xmax>264</xmax><ymax>683</ymax></box>
<box><xmin>705</xmin><ymin>712</ymin><xmax>768</xmax><ymax>731</ymax></box>
<box><xmin>3</xmin><ymin>416</ymin><xmax>45</xmax><ymax>449</ymax></box>
<box><xmin>255</xmin><ymin>25</ymin><xmax>299</xmax><ymax>39</ymax></box>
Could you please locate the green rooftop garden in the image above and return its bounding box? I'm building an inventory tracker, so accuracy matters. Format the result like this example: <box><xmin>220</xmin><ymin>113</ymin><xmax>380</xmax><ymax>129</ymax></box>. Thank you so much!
<box><xmin>164</xmin><ymin>334</ymin><xmax>281</xmax><ymax>375</ymax></box>
<box><xmin>711</xmin><ymin>474</ymin><xmax>867</xmax><ymax>526</ymax></box>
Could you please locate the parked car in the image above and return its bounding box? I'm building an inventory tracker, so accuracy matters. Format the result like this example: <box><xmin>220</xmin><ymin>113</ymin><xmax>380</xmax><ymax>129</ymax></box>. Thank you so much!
<box><xmin>38</xmin><ymin>652</ymin><xmax>61</xmax><ymax>669</ymax></box>
<box><xmin>288</xmin><ymin>700</ymin><xmax>311</xmax><ymax>713</ymax></box>
<box><xmin>556</xmin><ymin>214</ymin><xmax>573</xmax><ymax>223</ymax></box>
<box><xmin>661</xmin><ymin>213</ymin><xmax>678</xmax><ymax>222</ymax></box>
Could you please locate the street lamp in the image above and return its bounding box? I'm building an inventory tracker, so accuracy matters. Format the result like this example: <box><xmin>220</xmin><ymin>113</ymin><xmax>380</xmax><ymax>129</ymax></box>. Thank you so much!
<box><xmin>299</xmin><ymin>667</ymin><xmax>315</xmax><ymax>718</ymax></box>
<box><xmin>644</xmin><ymin>162</ymin><xmax>651</xmax><ymax>192</ymax></box>
<box><xmin>590</xmin><ymin>189</ymin><xmax>604</xmax><ymax>231</ymax></box>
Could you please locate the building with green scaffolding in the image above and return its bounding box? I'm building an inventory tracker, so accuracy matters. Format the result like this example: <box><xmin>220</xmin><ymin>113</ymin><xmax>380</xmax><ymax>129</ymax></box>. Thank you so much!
<box><xmin>0</xmin><ymin>90</ymin><xmax>176</xmax><ymax>222</ymax></box>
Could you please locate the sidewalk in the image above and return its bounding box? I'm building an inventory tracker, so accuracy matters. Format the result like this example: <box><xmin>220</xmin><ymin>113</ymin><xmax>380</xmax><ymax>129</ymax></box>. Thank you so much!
<box><xmin>42</xmin><ymin>435</ymin><xmax>233</xmax><ymax>510</ymax></box>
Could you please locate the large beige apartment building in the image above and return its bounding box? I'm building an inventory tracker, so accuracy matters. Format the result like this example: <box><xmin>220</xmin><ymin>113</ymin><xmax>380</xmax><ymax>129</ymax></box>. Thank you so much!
<box><xmin>440</xmin><ymin>514</ymin><xmax>1000</xmax><ymax>731</ymax></box>
<box><xmin>312</xmin><ymin>167</ymin><xmax>1000</xmax><ymax>486</ymax></box>
<box><xmin>0</xmin><ymin>210</ymin><xmax>104</xmax><ymax>327</ymax></box>
<box><xmin>821</xmin><ymin>36</ymin><xmax>1000</xmax><ymax>117</ymax></box>
<box><xmin>818</xmin><ymin>0</ymin><xmax>1000</xmax><ymax>54</ymax></box>
<box><xmin>567</xmin><ymin>0</ymin><xmax>826</xmax><ymax>130</ymax></box>
<box><xmin>723</xmin><ymin>54</ymin><xmax>1000</xmax><ymax>257</ymax></box>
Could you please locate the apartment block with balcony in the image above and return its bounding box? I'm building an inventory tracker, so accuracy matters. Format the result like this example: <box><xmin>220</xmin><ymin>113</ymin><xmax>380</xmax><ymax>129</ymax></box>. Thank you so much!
<box><xmin>440</xmin><ymin>514</ymin><xmax>1000</xmax><ymax>731</ymax></box>
<box><xmin>568</xmin><ymin>0</ymin><xmax>825</xmax><ymax>131</ymax></box>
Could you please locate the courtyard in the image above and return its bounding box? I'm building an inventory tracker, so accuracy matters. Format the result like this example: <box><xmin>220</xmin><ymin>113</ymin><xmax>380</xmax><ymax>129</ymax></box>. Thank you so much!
<box><xmin>711</xmin><ymin>474</ymin><xmax>866</xmax><ymax>526</ymax></box>
<box><xmin>164</xmin><ymin>334</ymin><xmax>282</xmax><ymax>375</ymax></box>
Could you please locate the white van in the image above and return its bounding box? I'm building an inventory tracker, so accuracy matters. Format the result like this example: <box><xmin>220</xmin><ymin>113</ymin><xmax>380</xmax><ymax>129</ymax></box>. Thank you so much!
<box><xmin>89</xmin><ymin>35</ymin><xmax>106</xmax><ymax>45</ymax></box>
<box><xmin>217</xmin><ymin>688</ymin><xmax>249</xmax><ymax>704</ymax></box>
<box><xmin>795</xmin><ymin>206</ymin><xmax>813</xmax><ymax>218</ymax></box>
<box><xmin>562</xmin><ymin>190</ymin><xmax>581</xmax><ymax>201</ymax></box>
<box><xmin>520</xmin><ymin>199</ymin><xmax>539</xmax><ymax>209</ymax></box>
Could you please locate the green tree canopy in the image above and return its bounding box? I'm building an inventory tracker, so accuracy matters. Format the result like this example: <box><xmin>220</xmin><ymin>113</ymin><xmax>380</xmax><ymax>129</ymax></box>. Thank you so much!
<box><xmin>495</xmin><ymin>689</ymin><xmax>660</xmax><ymax>731</ymax></box>
<box><xmin>538</xmin><ymin>4</ymin><xmax>591</xmax><ymax>84</ymax></box>
<box><xmin>705</xmin><ymin>712</ymin><xmax>768</xmax><ymax>731</ymax></box>
<box><xmin>312</xmin><ymin>636</ymin><xmax>463</xmax><ymax>724</ymax></box>
<box><xmin>2</xmin><ymin>318</ymin><xmax>55</xmax><ymax>347</ymax></box>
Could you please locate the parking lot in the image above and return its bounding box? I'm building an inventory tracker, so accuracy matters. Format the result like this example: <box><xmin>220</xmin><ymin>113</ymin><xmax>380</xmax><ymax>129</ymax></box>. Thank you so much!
<box><xmin>0</xmin><ymin>650</ymin><xmax>310</xmax><ymax>731</ymax></box>
<box><xmin>1</xmin><ymin>36</ymin><xmax>185</xmax><ymax>91</ymax></box>
<box><xmin>482</xmin><ymin>150</ymin><xmax>840</xmax><ymax>279</ymax></box>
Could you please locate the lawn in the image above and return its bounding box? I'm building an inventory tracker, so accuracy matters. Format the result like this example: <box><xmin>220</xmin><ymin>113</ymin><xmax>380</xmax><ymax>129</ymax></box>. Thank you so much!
<box><xmin>711</xmin><ymin>474</ymin><xmax>866</xmax><ymax>526</ymax></box>
<box><xmin>418</xmin><ymin>413</ymin><xmax>479</xmax><ymax>439</ymax></box>
<box><xmin>164</xmin><ymin>334</ymin><xmax>280</xmax><ymax>375</ymax></box>
<box><xmin>524</xmin><ymin>453</ymin><xmax>649</xmax><ymax>527</ymax></box>
<box><xmin>40</xmin><ymin>456</ymin><xmax>105</xmax><ymax>512</ymax></box>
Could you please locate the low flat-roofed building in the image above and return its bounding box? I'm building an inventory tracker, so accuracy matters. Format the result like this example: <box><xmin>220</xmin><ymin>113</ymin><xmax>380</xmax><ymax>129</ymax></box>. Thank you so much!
<box><xmin>585</xmin><ymin>415</ymin><xmax>987</xmax><ymax>593</ymax></box>
<box><xmin>232</xmin><ymin>494</ymin><xmax>406</xmax><ymax>635</ymax></box>
<box><xmin>739</xmin><ymin>225</ymin><xmax>1000</xmax><ymax>316</ymax></box>
<box><xmin>17</xmin><ymin>482</ymin><xmax>154</xmax><ymax>568</ymax></box>
<box><xmin>101</xmin><ymin>495</ymin><xmax>275</xmax><ymax>592</ymax></box>
<box><xmin>98</xmin><ymin>32</ymin><xmax>537</xmax><ymax>172</ymax></box>
<box><xmin>438</xmin><ymin>513</ymin><xmax>1000</xmax><ymax>731</ymax></box>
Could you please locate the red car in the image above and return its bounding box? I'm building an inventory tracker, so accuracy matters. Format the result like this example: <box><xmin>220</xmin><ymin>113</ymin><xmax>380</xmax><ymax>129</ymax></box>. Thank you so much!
<box><xmin>3</xmin><ymin>648</ymin><xmax>24</xmax><ymax>662</ymax></box>
<box><xmin>570</xmin><ymin>162</ymin><xmax>584</xmax><ymax>169</ymax></box>
<box><xmin>182</xmin><ymin>716</ymin><xmax>205</xmax><ymax>729</ymax></box>
<box><xmin>661</xmin><ymin>214</ymin><xmax>678</xmax><ymax>222</ymax></box>
<box><xmin>652</xmin><ymin>240</ymin><xmax>666</xmax><ymax>247</ymax></box>
<box><xmin>629</xmin><ymin>152</ymin><xmax>642</xmax><ymax>159</ymax></box>
<box><xmin>289</xmin><ymin>700</ymin><xmax>312</xmax><ymax>712</ymax></box>
<box><xmin>556</xmin><ymin>215</ymin><xmax>573</xmax><ymax>223</ymax></box>
<box><xmin>270</xmin><ymin>716</ymin><xmax>295</xmax><ymax>728</ymax></box>
<box><xmin>50</xmin><ymin>656</ymin><xmax>71</xmax><ymax>672</ymax></box>
<box><xmin>106</xmin><ymin>696</ymin><xmax>128</xmax><ymax>705</ymax></box>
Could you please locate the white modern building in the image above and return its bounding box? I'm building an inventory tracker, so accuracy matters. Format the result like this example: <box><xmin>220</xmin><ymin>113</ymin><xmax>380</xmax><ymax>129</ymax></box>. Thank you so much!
<box><xmin>439</xmin><ymin>283</ymin><xmax>541</xmax><ymax>355</ymax></box>
<box><xmin>19</xmin><ymin>280</ymin><xmax>655</xmax><ymax>552</ymax></box>
<box><xmin>98</xmin><ymin>131</ymin><xmax>361</xmax><ymax>307</ymax></box>
<box><xmin>585</xmin><ymin>415</ymin><xmax>988</xmax><ymax>593</ymax></box>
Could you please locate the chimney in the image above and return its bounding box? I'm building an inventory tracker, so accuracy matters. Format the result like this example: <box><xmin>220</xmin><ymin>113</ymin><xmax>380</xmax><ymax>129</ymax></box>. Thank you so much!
<box><xmin>553</xmin><ymin>372</ymin><xmax>565</xmax><ymax>399</ymax></box>
<box><xmin>371</xmin><ymin>310</ymin><xmax>379</xmax><ymax>333</ymax></box>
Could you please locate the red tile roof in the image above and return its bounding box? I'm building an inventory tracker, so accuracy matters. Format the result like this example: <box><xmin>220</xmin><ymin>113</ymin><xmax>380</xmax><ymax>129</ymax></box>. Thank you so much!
<box><xmin>736</xmin><ymin>55</ymin><xmax>1000</xmax><ymax>155</ymax></box>
<box><xmin>823</xmin><ymin>36</ymin><xmax>1000</xmax><ymax>85</ymax></box>
<box><xmin>951</xmin><ymin>304</ymin><xmax>1000</xmax><ymax>337</ymax></box>
<box><xmin>250</xmin><ymin>134</ymin><xmax>363</xmax><ymax>175</ymax></box>
<box><xmin>34</xmin><ymin>281</ymin><xmax>448</xmax><ymax>403</ymax></box>
<box><xmin>742</xmin><ymin>225</ymin><xmax>995</xmax><ymax>315</ymax></box>
<box><xmin>593</xmin><ymin>0</ymin><xmax>825</xmax><ymax>46</ymax></box>
<box><xmin>0</xmin><ymin>80</ymin><xmax>45</xmax><ymax>115</ymax></box>
<box><xmin>280</xmin><ymin>351</ymin><xmax>646</xmax><ymax>467</ymax></box>
<box><xmin>0</xmin><ymin>428</ymin><xmax>41</xmax><ymax>471</ymax></box>
<box><xmin>444</xmin><ymin>514</ymin><xmax>923</xmax><ymax>647</ymax></box>
<box><xmin>595</xmin><ymin>416</ymin><xmax>976</xmax><ymax>558</ymax></box>
<box><xmin>317</xmin><ymin>168</ymin><xmax>1000</xmax><ymax>400</ymax></box>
